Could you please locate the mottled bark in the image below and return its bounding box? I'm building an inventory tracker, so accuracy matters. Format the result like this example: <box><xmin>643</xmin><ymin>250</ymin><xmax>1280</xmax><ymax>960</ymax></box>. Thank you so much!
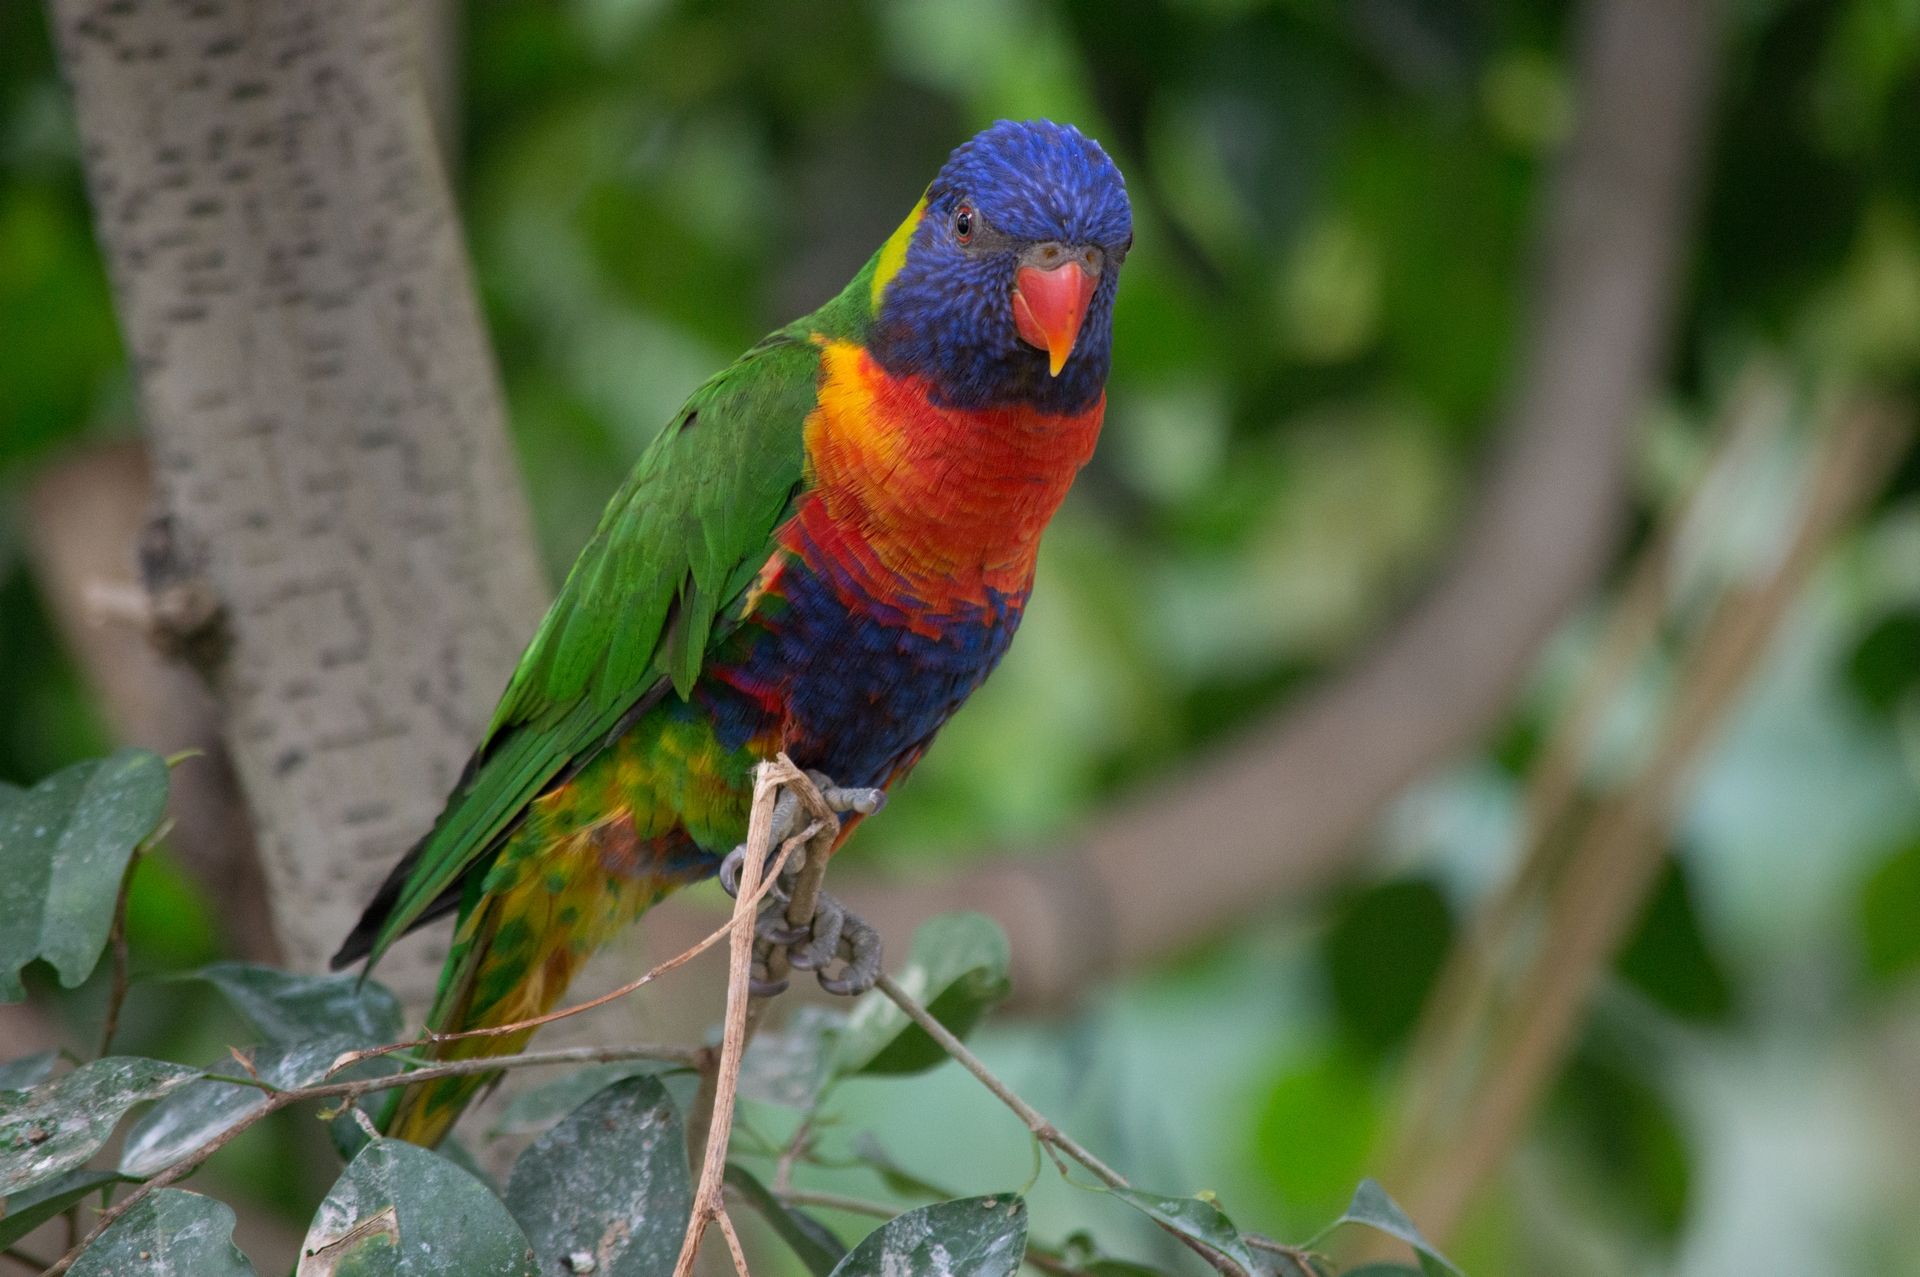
<box><xmin>23</xmin><ymin>443</ymin><xmax>280</xmax><ymax>964</ymax></box>
<box><xmin>48</xmin><ymin>0</ymin><xmax>547</xmax><ymax>992</ymax></box>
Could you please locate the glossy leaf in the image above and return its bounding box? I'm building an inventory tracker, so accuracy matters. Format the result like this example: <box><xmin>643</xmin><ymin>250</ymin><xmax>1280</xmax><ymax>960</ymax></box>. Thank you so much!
<box><xmin>0</xmin><ymin>1057</ymin><xmax>200</xmax><ymax>1195</ymax></box>
<box><xmin>299</xmin><ymin>1138</ymin><xmax>536</xmax><ymax>1276</ymax></box>
<box><xmin>488</xmin><ymin>1062</ymin><xmax>665</xmax><ymax>1138</ymax></box>
<box><xmin>70</xmin><ymin>1189</ymin><xmax>255</xmax><ymax>1276</ymax></box>
<box><xmin>503</xmin><ymin>1074</ymin><xmax>691</xmax><ymax>1277</ymax></box>
<box><xmin>1320</xmin><ymin>1180</ymin><xmax>1462</xmax><ymax>1277</ymax></box>
<box><xmin>173</xmin><ymin>962</ymin><xmax>405</xmax><ymax>1045</ymax></box>
<box><xmin>723</xmin><ymin>1162</ymin><xmax>847</xmax><ymax>1276</ymax></box>
<box><xmin>0</xmin><ymin>1168</ymin><xmax>130</xmax><ymax>1251</ymax></box>
<box><xmin>120</xmin><ymin>1037</ymin><xmax>362</xmax><ymax>1179</ymax></box>
<box><xmin>1110</xmin><ymin>1188</ymin><xmax>1260</xmax><ymax>1276</ymax></box>
<box><xmin>828</xmin><ymin>1194</ymin><xmax>1027</xmax><ymax>1277</ymax></box>
<box><xmin>739</xmin><ymin>1004</ymin><xmax>844</xmax><ymax>1108</ymax></box>
<box><xmin>833</xmin><ymin>913</ymin><xmax>1010</xmax><ymax>1077</ymax></box>
<box><xmin>0</xmin><ymin>749</ymin><xmax>169</xmax><ymax>1000</ymax></box>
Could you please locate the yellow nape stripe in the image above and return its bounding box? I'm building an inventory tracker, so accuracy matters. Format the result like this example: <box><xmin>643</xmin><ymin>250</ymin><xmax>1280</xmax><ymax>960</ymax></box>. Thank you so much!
<box><xmin>869</xmin><ymin>194</ymin><xmax>928</xmax><ymax>309</ymax></box>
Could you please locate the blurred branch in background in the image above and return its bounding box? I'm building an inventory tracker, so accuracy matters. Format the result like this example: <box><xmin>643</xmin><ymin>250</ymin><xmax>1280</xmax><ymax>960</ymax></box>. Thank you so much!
<box><xmin>46</xmin><ymin>0</ymin><xmax>547</xmax><ymax>999</ymax></box>
<box><xmin>796</xmin><ymin>0</ymin><xmax>1727</xmax><ymax>1008</ymax></box>
<box><xmin>22</xmin><ymin>442</ymin><xmax>278</xmax><ymax>965</ymax></box>
<box><xmin>1375</xmin><ymin>386</ymin><xmax>1914</xmax><ymax>1249</ymax></box>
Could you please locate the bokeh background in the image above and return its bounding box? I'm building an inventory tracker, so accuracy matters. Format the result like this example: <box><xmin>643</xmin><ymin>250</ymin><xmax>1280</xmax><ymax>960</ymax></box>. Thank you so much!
<box><xmin>4</xmin><ymin>0</ymin><xmax>1920</xmax><ymax>1274</ymax></box>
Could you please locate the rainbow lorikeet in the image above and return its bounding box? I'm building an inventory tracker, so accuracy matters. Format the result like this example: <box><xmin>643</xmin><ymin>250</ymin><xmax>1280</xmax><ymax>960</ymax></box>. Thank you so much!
<box><xmin>332</xmin><ymin>119</ymin><xmax>1133</xmax><ymax>1146</ymax></box>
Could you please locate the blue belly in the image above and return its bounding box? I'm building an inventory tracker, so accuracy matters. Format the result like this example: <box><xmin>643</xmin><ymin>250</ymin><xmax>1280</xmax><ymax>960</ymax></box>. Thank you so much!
<box><xmin>694</xmin><ymin>552</ymin><xmax>1026</xmax><ymax>789</ymax></box>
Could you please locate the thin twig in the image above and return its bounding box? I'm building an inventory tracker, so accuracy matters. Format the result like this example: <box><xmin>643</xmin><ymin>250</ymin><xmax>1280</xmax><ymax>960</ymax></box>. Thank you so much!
<box><xmin>674</xmin><ymin>756</ymin><xmax>808</xmax><ymax>1277</ymax></box>
<box><xmin>95</xmin><ymin>849</ymin><xmax>141</xmax><ymax>1060</ymax></box>
<box><xmin>1246</xmin><ymin>1233</ymin><xmax>1332</xmax><ymax>1276</ymax></box>
<box><xmin>324</xmin><ymin>831</ymin><xmax>802</xmax><ymax>1079</ymax></box>
<box><xmin>872</xmin><ymin>971</ymin><xmax>1246</xmax><ymax>1275</ymax></box>
<box><xmin>771</xmin><ymin>1187</ymin><xmax>896</xmax><ymax>1219</ymax></box>
<box><xmin>874</xmin><ymin>972</ymin><xmax>1125</xmax><ymax>1189</ymax></box>
<box><xmin>714</xmin><ymin>1207</ymin><xmax>753</xmax><ymax>1277</ymax></box>
<box><xmin>773</xmin><ymin>1114</ymin><xmax>814</xmax><ymax>1194</ymax></box>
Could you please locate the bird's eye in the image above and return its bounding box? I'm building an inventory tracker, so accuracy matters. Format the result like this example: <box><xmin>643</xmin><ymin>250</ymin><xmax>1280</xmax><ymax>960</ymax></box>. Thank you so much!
<box><xmin>954</xmin><ymin>205</ymin><xmax>974</xmax><ymax>244</ymax></box>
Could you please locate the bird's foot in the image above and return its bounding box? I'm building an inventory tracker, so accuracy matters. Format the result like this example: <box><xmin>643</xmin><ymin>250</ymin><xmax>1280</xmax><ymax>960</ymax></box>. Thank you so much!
<box><xmin>717</xmin><ymin>771</ymin><xmax>886</xmax><ymax>900</ymax></box>
<box><xmin>718</xmin><ymin>769</ymin><xmax>887</xmax><ymax>997</ymax></box>
<box><xmin>751</xmin><ymin>893</ymin><xmax>882</xmax><ymax>997</ymax></box>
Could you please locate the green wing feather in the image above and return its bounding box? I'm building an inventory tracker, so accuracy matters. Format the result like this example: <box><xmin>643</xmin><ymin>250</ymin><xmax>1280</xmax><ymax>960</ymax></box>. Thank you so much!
<box><xmin>342</xmin><ymin>333</ymin><xmax>820</xmax><ymax>970</ymax></box>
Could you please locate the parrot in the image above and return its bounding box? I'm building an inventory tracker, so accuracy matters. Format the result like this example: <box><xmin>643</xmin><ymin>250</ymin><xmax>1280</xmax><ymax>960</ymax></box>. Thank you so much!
<box><xmin>331</xmin><ymin>118</ymin><xmax>1133</xmax><ymax>1147</ymax></box>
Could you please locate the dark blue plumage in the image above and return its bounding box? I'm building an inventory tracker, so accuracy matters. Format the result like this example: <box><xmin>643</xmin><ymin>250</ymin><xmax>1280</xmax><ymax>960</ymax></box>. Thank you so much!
<box><xmin>872</xmin><ymin>120</ymin><xmax>1132</xmax><ymax>414</ymax></box>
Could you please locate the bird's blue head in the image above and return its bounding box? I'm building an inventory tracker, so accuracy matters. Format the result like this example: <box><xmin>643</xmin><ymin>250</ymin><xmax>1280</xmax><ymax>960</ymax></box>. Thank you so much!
<box><xmin>867</xmin><ymin>120</ymin><xmax>1132</xmax><ymax>416</ymax></box>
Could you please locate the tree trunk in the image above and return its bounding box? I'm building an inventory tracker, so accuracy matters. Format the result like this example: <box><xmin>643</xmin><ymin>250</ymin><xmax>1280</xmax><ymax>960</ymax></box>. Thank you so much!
<box><xmin>48</xmin><ymin>0</ymin><xmax>548</xmax><ymax>995</ymax></box>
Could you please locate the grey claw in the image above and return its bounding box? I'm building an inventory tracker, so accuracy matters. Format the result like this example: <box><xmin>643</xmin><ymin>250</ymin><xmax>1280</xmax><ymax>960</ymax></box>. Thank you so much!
<box><xmin>769</xmin><ymin>788</ymin><xmax>801</xmax><ymax>844</ymax></box>
<box><xmin>808</xmin><ymin>773</ymin><xmax>887</xmax><ymax>818</ymax></box>
<box><xmin>719</xmin><ymin>845</ymin><xmax>746</xmax><ymax>898</ymax></box>
<box><xmin>789</xmin><ymin>895</ymin><xmax>844</xmax><ymax>971</ymax></box>
<box><xmin>757</xmin><ymin>912</ymin><xmax>810</xmax><ymax>947</ymax></box>
<box><xmin>817</xmin><ymin>908</ymin><xmax>881</xmax><ymax>996</ymax></box>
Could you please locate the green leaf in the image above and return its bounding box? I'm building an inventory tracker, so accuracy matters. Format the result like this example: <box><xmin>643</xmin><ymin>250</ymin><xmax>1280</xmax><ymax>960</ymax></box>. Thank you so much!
<box><xmin>723</xmin><ymin>1163</ymin><xmax>847</xmax><ymax>1276</ymax></box>
<box><xmin>171</xmin><ymin>963</ymin><xmax>405</xmax><ymax>1045</ymax></box>
<box><xmin>0</xmin><ymin>1169</ymin><xmax>131</xmax><ymax>1251</ymax></box>
<box><xmin>827</xmin><ymin>1195</ymin><xmax>1027</xmax><ymax>1277</ymax></box>
<box><xmin>0</xmin><ymin>749</ymin><xmax>170</xmax><ymax>1000</ymax></box>
<box><xmin>120</xmin><ymin>1037</ymin><xmax>362</xmax><ymax>1179</ymax></box>
<box><xmin>1859</xmin><ymin>836</ymin><xmax>1920</xmax><ymax>987</ymax></box>
<box><xmin>1320</xmin><ymin>1180</ymin><xmax>1462</xmax><ymax>1277</ymax></box>
<box><xmin>488</xmin><ymin>1062</ymin><xmax>666</xmax><ymax>1138</ymax></box>
<box><xmin>70</xmin><ymin>1188</ymin><xmax>255</xmax><ymax>1276</ymax></box>
<box><xmin>1320</xmin><ymin>878</ymin><xmax>1453</xmax><ymax>1056</ymax></box>
<box><xmin>503</xmin><ymin>1074</ymin><xmax>691</xmax><ymax>1277</ymax></box>
<box><xmin>739</xmin><ymin>1004</ymin><xmax>844</xmax><ymax>1107</ymax></box>
<box><xmin>1845</xmin><ymin>608</ymin><xmax>1920</xmax><ymax>720</ymax></box>
<box><xmin>0</xmin><ymin>1051</ymin><xmax>57</xmax><ymax>1091</ymax></box>
<box><xmin>1613</xmin><ymin>859</ymin><xmax>1733</xmax><ymax>1024</ymax></box>
<box><xmin>299</xmin><ymin>1138</ymin><xmax>536</xmax><ymax>1276</ymax></box>
<box><xmin>832</xmin><ymin>913</ymin><xmax>1010</xmax><ymax>1077</ymax></box>
<box><xmin>0</xmin><ymin>1057</ymin><xmax>200</xmax><ymax>1196</ymax></box>
<box><xmin>1109</xmin><ymin>1189</ymin><xmax>1260</xmax><ymax>1276</ymax></box>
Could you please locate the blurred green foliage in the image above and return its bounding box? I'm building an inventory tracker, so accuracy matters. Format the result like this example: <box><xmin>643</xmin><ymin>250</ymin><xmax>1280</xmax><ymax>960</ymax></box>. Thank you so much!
<box><xmin>2</xmin><ymin>0</ymin><xmax>1918</xmax><ymax>1274</ymax></box>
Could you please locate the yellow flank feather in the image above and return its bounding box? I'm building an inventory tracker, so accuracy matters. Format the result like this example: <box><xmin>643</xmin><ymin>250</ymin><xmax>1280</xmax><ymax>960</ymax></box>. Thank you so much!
<box><xmin>869</xmin><ymin>195</ymin><xmax>928</xmax><ymax>308</ymax></box>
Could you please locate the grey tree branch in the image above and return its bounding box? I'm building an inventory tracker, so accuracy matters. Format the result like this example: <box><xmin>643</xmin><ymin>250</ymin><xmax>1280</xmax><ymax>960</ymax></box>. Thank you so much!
<box><xmin>48</xmin><ymin>0</ymin><xmax>549</xmax><ymax>998</ymax></box>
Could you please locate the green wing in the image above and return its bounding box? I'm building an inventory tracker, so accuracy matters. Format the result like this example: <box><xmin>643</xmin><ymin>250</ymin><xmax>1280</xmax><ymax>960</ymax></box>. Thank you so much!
<box><xmin>337</xmin><ymin>333</ymin><xmax>819</xmax><ymax>971</ymax></box>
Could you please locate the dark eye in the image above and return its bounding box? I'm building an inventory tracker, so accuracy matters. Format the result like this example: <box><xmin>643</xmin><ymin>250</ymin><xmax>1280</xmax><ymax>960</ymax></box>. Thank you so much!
<box><xmin>954</xmin><ymin>204</ymin><xmax>974</xmax><ymax>244</ymax></box>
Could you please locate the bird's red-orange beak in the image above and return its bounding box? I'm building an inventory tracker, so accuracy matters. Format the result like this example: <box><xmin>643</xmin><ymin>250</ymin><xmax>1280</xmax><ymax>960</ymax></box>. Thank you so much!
<box><xmin>1013</xmin><ymin>255</ymin><xmax>1099</xmax><ymax>377</ymax></box>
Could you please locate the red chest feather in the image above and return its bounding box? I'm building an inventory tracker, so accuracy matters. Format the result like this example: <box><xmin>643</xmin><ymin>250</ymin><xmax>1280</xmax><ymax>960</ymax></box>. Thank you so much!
<box><xmin>794</xmin><ymin>339</ymin><xmax>1103</xmax><ymax>611</ymax></box>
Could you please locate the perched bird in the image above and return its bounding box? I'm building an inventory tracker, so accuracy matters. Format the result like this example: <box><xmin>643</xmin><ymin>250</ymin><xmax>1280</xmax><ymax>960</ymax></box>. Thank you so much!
<box><xmin>332</xmin><ymin>118</ymin><xmax>1133</xmax><ymax>1146</ymax></box>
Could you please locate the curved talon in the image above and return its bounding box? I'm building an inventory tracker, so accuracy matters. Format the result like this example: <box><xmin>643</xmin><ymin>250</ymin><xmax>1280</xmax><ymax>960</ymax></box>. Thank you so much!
<box><xmin>719</xmin><ymin>845</ymin><xmax>746</xmax><ymax>898</ymax></box>
<box><xmin>808</xmin><ymin>773</ymin><xmax>887</xmax><ymax>819</ymax></box>
<box><xmin>756</xmin><ymin>911</ymin><xmax>811</xmax><ymax>947</ymax></box>
<box><xmin>816</xmin><ymin>907</ymin><xmax>882</xmax><ymax>996</ymax></box>
<box><xmin>788</xmin><ymin>896</ymin><xmax>845</xmax><ymax>971</ymax></box>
